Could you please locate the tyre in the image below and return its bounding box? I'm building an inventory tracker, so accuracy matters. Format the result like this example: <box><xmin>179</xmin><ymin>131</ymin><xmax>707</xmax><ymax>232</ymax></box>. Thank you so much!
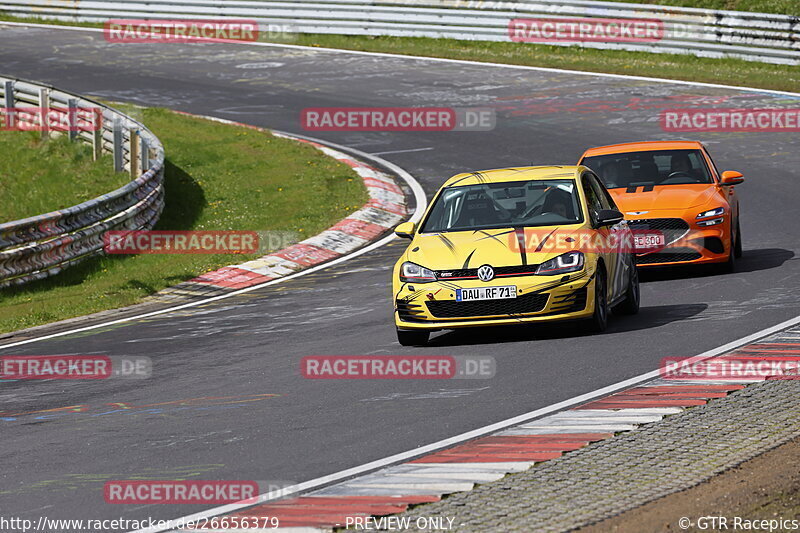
<box><xmin>584</xmin><ymin>268</ymin><xmax>609</xmax><ymax>333</ymax></box>
<box><xmin>613</xmin><ymin>262</ymin><xmax>640</xmax><ymax>315</ymax></box>
<box><xmin>719</xmin><ymin>219</ymin><xmax>740</xmax><ymax>273</ymax></box>
<box><xmin>720</xmin><ymin>235</ymin><xmax>737</xmax><ymax>274</ymax></box>
<box><xmin>734</xmin><ymin>219</ymin><xmax>743</xmax><ymax>259</ymax></box>
<box><xmin>397</xmin><ymin>328</ymin><xmax>430</xmax><ymax>346</ymax></box>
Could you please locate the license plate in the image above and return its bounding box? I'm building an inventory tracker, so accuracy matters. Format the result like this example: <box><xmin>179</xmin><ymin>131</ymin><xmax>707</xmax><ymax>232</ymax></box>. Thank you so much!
<box><xmin>456</xmin><ymin>286</ymin><xmax>517</xmax><ymax>302</ymax></box>
<box><xmin>634</xmin><ymin>233</ymin><xmax>666</xmax><ymax>250</ymax></box>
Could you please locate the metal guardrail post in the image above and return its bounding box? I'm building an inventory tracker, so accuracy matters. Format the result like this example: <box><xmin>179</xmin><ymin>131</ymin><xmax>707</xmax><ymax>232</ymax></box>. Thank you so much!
<box><xmin>38</xmin><ymin>87</ymin><xmax>50</xmax><ymax>139</ymax></box>
<box><xmin>92</xmin><ymin>124</ymin><xmax>103</xmax><ymax>160</ymax></box>
<box><xmin>141</xmin><ymin>136</ymin><xmax>150</xmax><ymax>172</ymax></box>
<box><xmin>129</xmin><ymin>129</ymin><xmax>140</xmax><ymax>178</ymax></box>
<box><xmin>112</xmin><ymin>118</ymin><xmax>124</xmax><ymax>172</ymax></box>
<box><xmin>3</xmin><ymin>80</ymin><xmax>14</xmax><ymax>130</ymax></box>
<box><xmin>67</xmin><ymin>97</ymin><xmax>78</xmax><ymax>141</ymax></box>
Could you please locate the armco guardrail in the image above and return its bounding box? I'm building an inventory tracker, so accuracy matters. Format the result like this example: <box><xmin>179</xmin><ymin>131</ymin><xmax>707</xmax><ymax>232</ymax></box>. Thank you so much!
<box><xmin>0</xmin><ymin>76</ymin><xmax>165</xmax><ymax>288</ymax></box>
<box><xmin>0</xmin><ymin>0</ymin><xmax>798</xmax><ymax>64</ymax></box>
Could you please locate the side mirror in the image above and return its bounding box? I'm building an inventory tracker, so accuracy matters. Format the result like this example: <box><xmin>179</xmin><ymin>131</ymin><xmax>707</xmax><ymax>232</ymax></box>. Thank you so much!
<box><xmin>596</xmin><ymin>209</ymin><xmax>624</xmax><ymax>227</ymax></box>
<box><xmin>720</xmin><ymin>171</ymin><xmax>744</xmax><ymax>186</ymax></box>
<box><xmin>394</xmin><ymin>221</ymin><xmax>416</xmax><ymax>239</ymax></box>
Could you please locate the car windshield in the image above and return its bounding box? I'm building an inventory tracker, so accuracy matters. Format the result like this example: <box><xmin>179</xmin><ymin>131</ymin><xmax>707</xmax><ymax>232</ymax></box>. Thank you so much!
<box><xmin>420</xmin><ymin>179</ymin><xmax>583</xmax><ymax>233</ymax></box>
<box><xmin>582</xmin><ymin>149</ymin><xmax>713</xmax><ymax>189</ymax></box>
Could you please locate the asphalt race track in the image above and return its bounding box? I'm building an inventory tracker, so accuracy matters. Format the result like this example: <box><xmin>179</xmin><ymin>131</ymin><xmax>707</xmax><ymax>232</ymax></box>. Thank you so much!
<box><xmin>1</xmin><ymin>25</ymin><xmax>799</xmax><ymax>526</ymax></box>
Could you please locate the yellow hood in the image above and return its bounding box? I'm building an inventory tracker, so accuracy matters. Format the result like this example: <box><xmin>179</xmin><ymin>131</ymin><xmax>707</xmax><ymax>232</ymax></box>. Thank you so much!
<box><xmin>407</xmin><ymin>227</ymin><xmax>581</xmax><ymax>270</ymax></box>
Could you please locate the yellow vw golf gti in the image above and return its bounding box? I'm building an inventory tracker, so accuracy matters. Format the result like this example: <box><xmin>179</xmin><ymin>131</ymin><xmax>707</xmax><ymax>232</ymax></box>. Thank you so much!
<box><xmin>392</xmin><ymin>166</ymin><xmax>640</xmax><ymax>346</ymax></box>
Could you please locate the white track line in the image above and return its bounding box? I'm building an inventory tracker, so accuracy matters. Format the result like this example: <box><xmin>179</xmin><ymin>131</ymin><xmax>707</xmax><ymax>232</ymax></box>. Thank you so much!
<box><xmin>1</xmin><ymin>20</ymin><xmax>800</xmax><ymax>98</ymax></box>
<box><xmin>133</xmin><ymin>312</ymin><xmax>800</xmax><ymax>533</ymax></box>
<box><xmin>371</xmin><ymin>147</ymin><xmax>434</xmax><ymax>156</ymax></box>
<box><xmin>0</xmin><ymin>132</ymin><xmax>426</xmax><ymax>351</ymax></box>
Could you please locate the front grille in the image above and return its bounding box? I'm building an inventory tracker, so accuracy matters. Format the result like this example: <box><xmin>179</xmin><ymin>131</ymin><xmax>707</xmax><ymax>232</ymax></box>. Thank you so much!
<box><xmin>426</xmin><ymin>292</ymin><xmax>549</xmax><ymax>318</ymax></box>
<box><xmin>635</xmin><ymin>247</ymin><xmax>702</xmax><ymax>265</ymax></box>
<box><xmin>627</xmin><ymin>218</ymin><xmax>690</xmax><ymax>245</ymax></box>
<box><xmin>436</xmin><ymin>264</ymin><xmax>540</xmax><ymax>280</ymax></box>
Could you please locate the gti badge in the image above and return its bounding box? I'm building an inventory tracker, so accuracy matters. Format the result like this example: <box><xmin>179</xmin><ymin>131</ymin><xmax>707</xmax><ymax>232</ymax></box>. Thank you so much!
<box><xmin>477</xmin><ymin>265</ymin><xmax>495</xmax><ymax>282</ymax></box>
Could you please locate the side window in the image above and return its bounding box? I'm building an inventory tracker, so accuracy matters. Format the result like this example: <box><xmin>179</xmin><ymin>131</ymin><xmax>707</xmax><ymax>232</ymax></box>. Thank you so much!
<box><xmin>581</xmin><ymin>175</ymin><xmax>603</xmax><ymax>224</ymax></box>
<box><xmin>587</xmin><ymin>173</ymin><xmax>616</xmax><ymax>211</ymax></box>
<box><xmin>702</xmin><ymin>148</ymin><xmax>720</xmax><ymax>182</ymax></box>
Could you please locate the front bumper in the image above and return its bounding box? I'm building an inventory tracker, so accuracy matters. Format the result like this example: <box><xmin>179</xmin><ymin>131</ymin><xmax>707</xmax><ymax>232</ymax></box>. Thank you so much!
<box><xmin>631</xmin><ymin>217</ymin><xmax>732</xmax><ymax>267</ymax></box>
<box><xmin>394</xmin><ymin>272</ymin><xmax>595</xmax><ymax>331</ymax></box>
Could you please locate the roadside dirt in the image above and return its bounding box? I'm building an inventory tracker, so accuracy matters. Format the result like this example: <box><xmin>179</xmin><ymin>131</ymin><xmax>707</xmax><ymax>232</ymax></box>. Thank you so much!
<box><xmin>578</xmin><ymin>437</ymin><xmax>800</xmax><ymax>532</ymax></box>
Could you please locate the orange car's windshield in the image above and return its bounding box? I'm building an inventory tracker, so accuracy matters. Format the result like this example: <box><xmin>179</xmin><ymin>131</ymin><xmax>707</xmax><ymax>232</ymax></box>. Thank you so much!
<box><xmin>583</xmin><ymin>149</ymin><xmax>713</xmax><ymax>189</ymax></box>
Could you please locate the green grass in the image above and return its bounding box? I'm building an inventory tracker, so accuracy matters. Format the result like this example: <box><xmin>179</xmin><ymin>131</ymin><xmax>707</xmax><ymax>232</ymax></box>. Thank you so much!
<box><xmin>0</xmin><ymin>107</ymin><xmax>367</xmax><ymax>333</ymax></box>
<box><xmin>609</xmin><ymin>0</ymin><xmax>798</xmax><ymax>15</ymax></box>
<box><xmin>0</xmin><ymin>132</ymin><xmax>124</xmax><ymax>221</ymax></box>
<box><xmin>289</xmin><ymin>34</ymin><xmax>800</xmax><ymax>93</ymax></box>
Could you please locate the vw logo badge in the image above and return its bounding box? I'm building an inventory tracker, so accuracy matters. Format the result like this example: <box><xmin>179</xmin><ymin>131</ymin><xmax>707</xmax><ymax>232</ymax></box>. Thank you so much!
<box><xmin>477</xmin><ymin>265</ymin><xmax>495</xmax><ymax>282</ymax></box>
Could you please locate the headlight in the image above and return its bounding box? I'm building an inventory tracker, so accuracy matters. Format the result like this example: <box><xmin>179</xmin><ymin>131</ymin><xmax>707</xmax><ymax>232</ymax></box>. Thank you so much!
<box><xmin>400</xmin><ymin>262</ymin><xmax>436</xmax><ymax>283</ymax></box>
<box><xmin>697</xmin><ymin>207</ymin><xmax>725</xmax><ymax>219</ymax></box>
<box><xmin>536</xmin><ymin>251</ymin><xmax>585</xmax><ymax>275</ymax></box>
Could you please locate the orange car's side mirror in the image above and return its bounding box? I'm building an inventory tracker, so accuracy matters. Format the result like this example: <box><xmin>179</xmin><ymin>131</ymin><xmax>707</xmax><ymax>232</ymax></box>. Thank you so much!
<box><xmin>720</xmin><ymin>171</ymin><xmax>744</xmax><ymax>186</ymax></box>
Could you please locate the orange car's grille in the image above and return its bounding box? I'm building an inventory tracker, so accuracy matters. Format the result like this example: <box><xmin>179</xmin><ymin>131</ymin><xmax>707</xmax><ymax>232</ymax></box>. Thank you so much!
<box><xmin>627</xmin><ymin>218</ymin><xmax>689</xmax><ymax>245</ymax></box>
<box><xmin>635</xmin><ymin>248</ymin><xmax>702</xmax><ymax>265</ymax></box>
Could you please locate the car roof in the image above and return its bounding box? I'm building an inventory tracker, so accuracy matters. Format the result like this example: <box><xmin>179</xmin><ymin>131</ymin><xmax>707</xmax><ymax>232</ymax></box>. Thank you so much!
<box><xmin>442</xmin><ymin>165</ymin><xmax>585</xmax><ymax>187</ymax></box>
<box><xmin>580</xmin><ymin>141</ymin><xmax>705</xmax><ymax>158</ymax></box>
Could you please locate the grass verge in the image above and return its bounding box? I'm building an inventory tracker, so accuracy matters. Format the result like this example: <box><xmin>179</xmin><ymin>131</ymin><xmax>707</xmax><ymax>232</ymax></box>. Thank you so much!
<box><xmin>289</xmin><ymin>34</ymin><xmax>800</xmax><ymax>94</ymax></box>
<box><xmin>0</xmin><ymin>107</ymin><xmax>368</xmax><ymax>334</ymax></box>
<box><xmin>0</xmin><ymin>132</ymin><xmax>123</xmax><ymax>221</ymax></box>
<box><xmin>608</xmin><ymin>0</ymin><xmax>798</xmax><ymax>15</ymax></box>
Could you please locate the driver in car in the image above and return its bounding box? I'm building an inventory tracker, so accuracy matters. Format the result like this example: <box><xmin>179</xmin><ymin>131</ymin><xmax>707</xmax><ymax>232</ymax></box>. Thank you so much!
<box><xmin>540</xmin><ymin>189</ymin><xmax>573</xmax><ymax>219</ymax></box>
<box><xmin>670</xmin><ymin>153</ymin><xmax>699</xmax><ymax>180</ymax></box>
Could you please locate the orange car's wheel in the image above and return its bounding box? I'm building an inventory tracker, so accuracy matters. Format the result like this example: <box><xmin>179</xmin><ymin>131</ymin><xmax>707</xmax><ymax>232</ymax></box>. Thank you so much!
<box><xmin>734</xmin><ymin>219</ymin><xmax>743</xmax><ymax>259</ymax></box>
<box><xmin>721</xmin><ymin>220</ymin><xmax>739</xmax><ymax>273</ymax></box>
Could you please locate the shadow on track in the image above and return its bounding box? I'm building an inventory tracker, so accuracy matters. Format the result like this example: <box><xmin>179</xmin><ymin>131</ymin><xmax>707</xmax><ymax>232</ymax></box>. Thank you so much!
<box><xmin>639</xmin><ymin>248</ymin><xmax>794</xmax><ymax>282</ymax></box>
<box><xmin>427</xmin><ymin>303</ymin><xmax>708</xmax><ymax>347</ymax></box>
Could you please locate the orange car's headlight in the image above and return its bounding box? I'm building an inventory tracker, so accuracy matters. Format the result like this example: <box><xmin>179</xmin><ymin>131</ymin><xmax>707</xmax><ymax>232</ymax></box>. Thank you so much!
<box><xmin>696</xmin><ymin>207</ymin><xmax>726</xmax><ymax>219</ymax></box>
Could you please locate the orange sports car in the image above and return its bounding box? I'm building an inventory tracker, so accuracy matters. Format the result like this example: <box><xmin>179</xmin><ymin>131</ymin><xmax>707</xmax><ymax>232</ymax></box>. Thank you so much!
<box><xmin>578</xmin><ymin>141</ymin><xmax>744</xmax><ymax>270</ymax></box>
